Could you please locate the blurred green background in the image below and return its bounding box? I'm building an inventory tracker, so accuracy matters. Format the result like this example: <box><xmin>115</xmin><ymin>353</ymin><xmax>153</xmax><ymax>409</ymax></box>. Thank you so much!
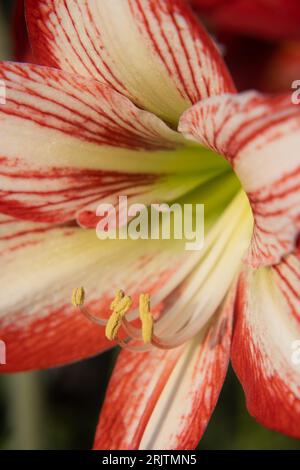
<box><xmin>1</xmin><ymin>357</ymin><xmax>300</xmax><ymax>450</ymax></box>
<box><xmin>0</xmin><ymin>0</ymin><xmax>300</xmax><ymax>450</ymax></box>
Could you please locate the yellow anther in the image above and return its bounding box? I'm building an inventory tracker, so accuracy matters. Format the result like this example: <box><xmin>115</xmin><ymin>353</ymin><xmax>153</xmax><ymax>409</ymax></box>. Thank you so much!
<box><xmin>105</xmin><ymin>290</ymin><xmax>132</xmax><ymax>341</ymax></box>
<box><xmin>110</xmin><ymin>289</ymin><xmax>125</xmax><ymax>311</ymax></box>
<box><xmin>72</xmin><ymin>287</ymin><xmax>85</xmax><ymax>307</ymax></box>
<box><xmin>139</xmin><ymin>293</ymin><xmax>154</xmax><ymax>344</ymax></box>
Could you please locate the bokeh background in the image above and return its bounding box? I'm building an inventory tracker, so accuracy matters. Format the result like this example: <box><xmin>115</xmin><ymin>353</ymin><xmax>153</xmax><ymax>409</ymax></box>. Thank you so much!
<box><xmin>1</xmin><ymin>0</ymin><xmax>300</xmax><ymax>450</ymax></box>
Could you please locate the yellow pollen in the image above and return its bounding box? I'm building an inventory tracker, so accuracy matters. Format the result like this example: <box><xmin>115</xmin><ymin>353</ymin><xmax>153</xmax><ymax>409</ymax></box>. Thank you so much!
<box><xmin>105</xmin><ymin>290</ymin><xmax>132</xmax><ymax>341</ymax></box>
<box><xmin>72</xmin><ymin>287</ymin><xmax>85</xmax><ymax>307</ymax></box>
<box><xmin>139</xmin><ymin>293</ymin><xmax>154</xmax><ymax>344</ymax></box>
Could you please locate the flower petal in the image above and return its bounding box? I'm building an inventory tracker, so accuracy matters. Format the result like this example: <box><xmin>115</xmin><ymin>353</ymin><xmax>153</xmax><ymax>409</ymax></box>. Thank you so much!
<box><xmin>26</xmin><ymin>0</ymin><xmax>234</xmax><ymax>124</ymax></box>
<box><xmin>93</xmin><ymin>285</ymin><xmax>235</xmax><ymax>450</ymax></box>
<box><xmin>231</xmin><ymin>247</ymin><xmax>300</xmax><ymax>439</ymax></box>
<box><xmin>0</xmin><ymin>62</ymin><xmax>217</xmax><ymax>226</ymax></box>
<box><xmin>0</xmin><ymin>217</ymin><xmax>108</xmax><ymax>371</ymax></box>
<box><xmin>179</xmin><ymin>92</ymin><xmax>300</xmax><ymax>267</ymax></box>
<box><xmin>0</xmin><ymin>215</ymin><xmax>203</xmax><ymax>372</ymax></box>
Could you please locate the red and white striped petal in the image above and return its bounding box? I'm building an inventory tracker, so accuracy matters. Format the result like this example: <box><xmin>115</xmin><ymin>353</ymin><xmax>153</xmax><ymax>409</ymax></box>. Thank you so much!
<box><xmin>26</xmin><ymin>0</ymin><xmax>234</xmax><ymax>124</ymax></box>
<box><xmin>231</xmin><ymin>247</ymin><xmax>300</xmax><ymax>439</ymax></box>
<box><xmin>0</xmin><ymin>213</ymin><xmax>54</xmax><ymax>254</ymax></box>
<box><xmin>0</xmin><ymin>62</ymin><xmax>208</xmax><ymax>226</ymax></box>
<box><xmin>179</xmin><ymin>92</ymin><xmax>300</xmax><ymax>267</ymax></box>
<box><xmin>0</xmin><ymin>217</ymin><xmax>109</xmax><ymax>371</ymax></box>
<box><xmin>0</xmin><ymin>215</ymin><xmax>199</xmax><ymax>372</ymax></box>
<box><xmin>93</xmin><ymin>285</ymin><xmax>235</xmax><ymax>450</ymax></box>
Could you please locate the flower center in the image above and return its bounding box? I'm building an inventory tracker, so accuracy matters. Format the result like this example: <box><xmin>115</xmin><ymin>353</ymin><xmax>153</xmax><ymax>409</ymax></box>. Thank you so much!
<box><xmin>71</xmin><ymin>178</ymin><xmax>253</xmax><ymax>351</ymax></box>
<box><xmin>71</xmin><ymin>143</ymin><xmax>253</xmax><ymax>351</ymax></box>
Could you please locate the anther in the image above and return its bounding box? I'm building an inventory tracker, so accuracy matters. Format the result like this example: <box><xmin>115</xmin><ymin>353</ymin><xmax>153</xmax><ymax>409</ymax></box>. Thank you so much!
<box><xmin>72</xmin><ymin>287</ymin><xmax>85</xmax><ymax>307</ymax></box>
<box><xmin>139</xmin><ymin>293</ymin><xmax>154</xmax><ymax>344</ymax></box>
<box><xmin>105</xmin><ymin>290</ymin><xmax>132</xmax><ymax>341</ymax></box>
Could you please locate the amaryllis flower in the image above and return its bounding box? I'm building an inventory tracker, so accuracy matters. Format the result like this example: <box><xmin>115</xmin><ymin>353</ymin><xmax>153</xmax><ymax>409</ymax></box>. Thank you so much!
<box><xmin>0</xmin><ymin>0</ymin><xmax>299</xmax><ymax>450</ymax></box>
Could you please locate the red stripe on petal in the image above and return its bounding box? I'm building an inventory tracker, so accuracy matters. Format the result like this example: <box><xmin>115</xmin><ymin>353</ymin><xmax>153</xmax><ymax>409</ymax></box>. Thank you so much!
<box><xmin>0</xmin><ymin>158</ymin><xmax>160</xmax><ymax>225</ymax></box>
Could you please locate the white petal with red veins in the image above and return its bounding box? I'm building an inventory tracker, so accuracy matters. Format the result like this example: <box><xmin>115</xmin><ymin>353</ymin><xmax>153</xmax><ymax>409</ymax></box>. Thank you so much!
<box><xmin>0</xmin><ymin>62</ymin><xmax>222</xmax><ymax>226</ymax></box>
<box><xmin>179</xmin><ymin>92</ymin><xmax>300</xmax><ymax>267</ymax></box>
<box><xmin>232</xmin><ymin>247</ymin><xmax>300</xmax><ymax>438</ymax></box>
<box><xmin>26</xmin><ymin>0</ymin><xmax>234</xmax><ymax>124</ymax></box>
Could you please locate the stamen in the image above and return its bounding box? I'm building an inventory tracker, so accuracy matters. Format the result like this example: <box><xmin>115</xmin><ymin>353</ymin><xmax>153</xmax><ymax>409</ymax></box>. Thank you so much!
<box><xmin>80</xmin><ymin>306</ymin><xmax>107</xmax><ymax>326</ymax></box>
<box><xmin>71</xmin><ymin>287</ymin><xmax>85</xmax><ymax>307</ymax></box>
<box><xmin>105</xmin><ymin>290</ymin><xmax>132</xmax><ymax>341</ymax></box>
<box><xmin>72</xmin><ymin>288</ymin><xmax>154</xmax><ymax>347</ymax></box>
<box><xmin>71</xmin><ymin>287</ymin><xmax>107</xmax><ymax>326</ymax></box>
<box><xmin>139</xmin><ymin>293</ymin><xmax>154</xmax><ymax>344</ymax></box>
